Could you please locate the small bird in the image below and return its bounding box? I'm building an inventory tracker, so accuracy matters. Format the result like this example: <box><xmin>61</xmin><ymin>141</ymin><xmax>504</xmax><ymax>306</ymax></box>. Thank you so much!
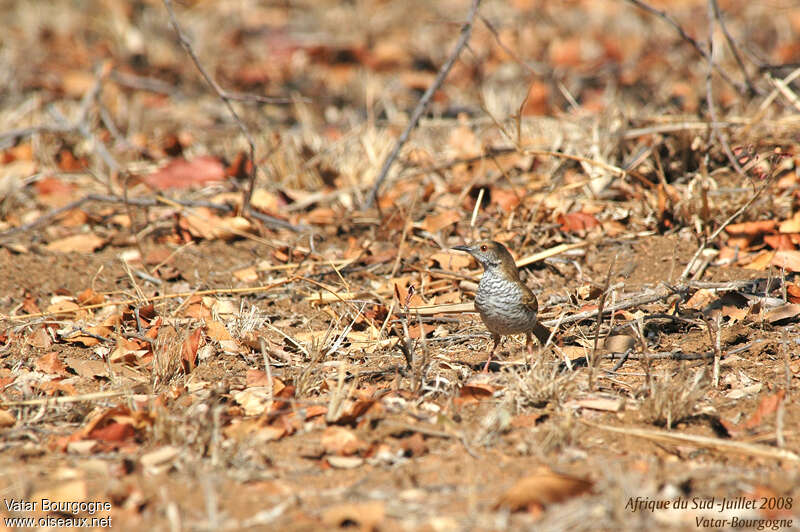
<box><xmin>453</xmin><ymin>240</ymin><xmax>552</xmax><ymax>371</ymax></box>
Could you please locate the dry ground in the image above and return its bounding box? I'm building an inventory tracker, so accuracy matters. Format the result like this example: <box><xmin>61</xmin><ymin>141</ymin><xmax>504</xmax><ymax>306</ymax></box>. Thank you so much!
<box><xmin>1</xmin><ymin>0</ymin><xmax>800</xmax><ymax>530</ymax></box>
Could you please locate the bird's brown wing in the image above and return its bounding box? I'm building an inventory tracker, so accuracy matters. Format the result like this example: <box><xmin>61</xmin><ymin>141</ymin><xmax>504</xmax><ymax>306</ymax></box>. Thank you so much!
<box><xmin>522</xmin><ymin>285</ymin><xmax>552</xmax><ymax>344</ymax></box>
<box><xmin>520</xmin><ymin>284</ymin><xmax>539</xmax><ymax>315</ymax></box>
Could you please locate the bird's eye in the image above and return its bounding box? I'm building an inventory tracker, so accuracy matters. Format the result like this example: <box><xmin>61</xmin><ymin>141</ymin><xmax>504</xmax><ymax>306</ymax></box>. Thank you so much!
<box><xmin>480</xmin><ymin>244</ymin><xmax>487</xmax><ymax>252</ymax></box>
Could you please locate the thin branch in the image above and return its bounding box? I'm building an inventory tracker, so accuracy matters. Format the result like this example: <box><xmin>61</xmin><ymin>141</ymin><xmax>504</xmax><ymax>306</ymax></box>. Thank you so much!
<box><xmin>709</xmin><ymin>0</ymin><xmax>757</xmax><ymax>95</ymax></box>
<box><xmin>680</xmin><ymin>175</ymin><xmax>773</xmax><ymax>280</ymax></box>
<box><xmin>364</xmin><ymin>0</ymin><xmax>482</xmax><ymax>208</ymax></box>
<box><xmin>0</xmin><ymin>193</ymin><xmax>306</xmax><ymax>240</ymax></box>
<box><xmin>625</xmin><ymin>0</ymin><xmax>745</xmax><ymax>94</ymax></box>
<box><xmin>705</xmin><ymin>2</ymin><xmax>746</xmax><ymax>178</ymax></box>
<box><xmin>162</xmin><ymin>0</ymin><xmax>259</xmax><ymax>213</ymax></box>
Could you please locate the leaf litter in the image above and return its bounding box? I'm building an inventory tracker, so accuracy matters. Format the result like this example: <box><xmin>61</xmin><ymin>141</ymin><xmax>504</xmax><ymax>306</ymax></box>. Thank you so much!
<box><xmin>1</xmin><ymin>0</ymin><xmax>800</xmax><ymax>530</ymax></box>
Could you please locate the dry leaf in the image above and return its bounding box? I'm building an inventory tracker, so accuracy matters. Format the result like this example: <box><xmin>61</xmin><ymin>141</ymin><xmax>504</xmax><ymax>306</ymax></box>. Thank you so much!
<box><xmin>233</xmin><ymin>266</ymin><xmax>259</xmax><ymax>282</ymax></box>
<box><xmin>429</xmin><ymin>251</ymin><xmax>473</xmax><ymax>271</ymax></box>
<box><xmin>34</xmin><ymin>351</ymin><xmax>69</xmax><ymax>376</ymax></box>
<box><xmin>725</xmin><ymin>220</ymin><xmax>777</xmax><ymax>236</ymax></box>
<box><xmin>421</xmin><ymin>211</ymin><xmax>461</xmax><ymax>233</ymax></box>
<box><xmin>321</xmin><ymin>426</ymin><xmax>364</xmax><ymax>456</ymax></box>
<box><xmin>741</xmin><ymin>390</ymin><xmax>786</xmax><ymax>431</ymax></box>
<box><xmin>142</xmin><ymin>156</ymin><xmax>226</xmax><ymax>190</ymax></box>
<box><xmin>764</xmin><ymin>303</ymin><xmax>800</xmax><ymax>324</ymax></box>
<box><xmin>0</xmin><ymin>409</ymin><xmax>16</xmax><ymax>427</ymax></box>
<box><xmin>557</xmin><ymin>211</ymin><xmax>600</xmax><ymax>233</ymax></box>
<box><xmin>181</xmin><ymin>328</ymin><xmax>203</xmax><ymax>373</ymax></box>
<box><xmin>181</xmin><ymin>209</ymin><xmax>252</xmax><ymax>241</ymax></box>
<box><xmin>454</xmin><ymin>383</ymin><xmax>495</xmax><ymax>406</ymax></box>
<box><xmin>567</xmin><ymin>397</ymin><xmax>623</xmax><ymax>412</ymax></box>
<box><xmin>770</xmin><ymin>250</ymin><xmax>800</xmax><ymax>271</ymax></box>
<box><xmin>495</xmin><ymin>468</ymin><xmax>593</xmax><ymax>511</ymax></box>
<box><xmin>322</xmin><ymin>501</ymin><xmax>385</xmax><ymax>531</ymax></box>
<box><xmin>325</xmin><ymin>455</ymin><xmax>364</xmax><ymax>469</ymax></box>
<box><xmin>46</xmin><ymin>233</ymin><xmax>106</xmax><ymax>253</ymax></box>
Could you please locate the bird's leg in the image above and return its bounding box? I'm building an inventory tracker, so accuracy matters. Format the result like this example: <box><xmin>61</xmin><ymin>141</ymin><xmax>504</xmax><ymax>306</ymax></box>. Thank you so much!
<box><xmin>483</xmin><ymin>334</ymin><xmax>501</xmax><ymax>372</ymax></box>
<box><xmin>524</xmin><ymin>332</ymin><xmax>534</xmax><ymax>367</ymax></box>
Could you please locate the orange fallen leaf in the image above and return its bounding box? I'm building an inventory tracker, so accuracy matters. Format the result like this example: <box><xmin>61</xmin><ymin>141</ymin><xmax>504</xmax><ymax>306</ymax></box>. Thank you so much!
<box><xmin>142</xmin><ymin>156</ymin><xmax>226</xmax><ymax>190</ymax></box>
<box><xmin>787</xmin><ymin>283</ymin><xmax>800</xmax><ymax>303</ymax></box>
<box><xmin>429</xmin><ymin>251</ymin><xmax>473</xmax><ymax>271</ymax></box>
<box><xmin>454</xmin><ymin>383</ymin><xmax>495</xmax><ymax>406</ymax></box>
<box><xmin>35</xmin><ymin>351</ymin><xmax>69</xmax><ymax>376</ymax></box>
<box><xmin>495</xmin><ymin>467</ymin><xmax>593</xmax><ymax>512</ymax></box>
<box><xmin>0</xmin><ymin>409</ymin><xmax>15</xmax><ymax>427</ymax></box>
<box><xmin>491</xmin><ymin>187</ymin><xmax>522</xmax><ymax>211</ymax></box>
<box><xmin>181</xmin><ymin>328</ymin><xmax>203</xmax><ymax>373</ymax></box>
<box><xmin>76</xmin><ymin>288</ymin><xmax>104</xmax><ymax>306</ymax></box>
<box><xmin>421</xmin><ymin>211</ymin><xmax>461</xmax><ymax>233</ymax></box>
<box><xmin>770</xmin><ymin>250</ymin><xmax>800</xmax><ymax>271</ymax></box>
<box><xmin>321</xmin><ymin>426</ymin><xmax>364</xmax><ymax>456</ymax></box>
<box><xmin>180</xmin><ymin>209</ymin><xmax>252</xmax><ymax>241</ymax></box>
<box><xmin>46</xmin><ymin>233</ymin><xmax>106</xmax><ymax>253</ymax></box>
<box><xmin>725</xmin><ymin>220</ymin><xmax>778</xmax><ymax>236</ymax></box>
<box><xmin>557</xmin><ymin>211</ymin><xmax>600</xmax><ymax>233</ymax></box>
<box><xmin>743</xmin><ymin>250</ymin><xmax>775</xmax><ymax>270</ymax></box>
<box><xmin>322</xmin><ymin>502</ymin><xmax>385</xmax><ymax>532</ymax></box>
<box><xmin>723</xmin><ymin>390</ymin><xmax>786</xmax><ymax>436</ymax></box>
<box><xmin>233</xmin><ymin>266</ymin><xmax>259</xmax><ymax>282</ymax></box>
<box><xmin>764</xmin><ymin>234</ymin><xmax>794</xmax><ymax>251</ymax></box>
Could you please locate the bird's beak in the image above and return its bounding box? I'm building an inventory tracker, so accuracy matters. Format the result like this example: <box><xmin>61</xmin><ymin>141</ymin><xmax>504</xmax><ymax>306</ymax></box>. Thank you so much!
<box><xmin>452</xmin><ymin>245</ymin><xmax>472</xmax><ymax>253</ymax></box>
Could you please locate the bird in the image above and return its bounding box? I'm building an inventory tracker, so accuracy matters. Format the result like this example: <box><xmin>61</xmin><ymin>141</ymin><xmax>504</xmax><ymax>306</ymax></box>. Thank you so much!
<box><xmin>453</xmin><ymin>240</ymin><xmax>552</xmax><ymax>371</ymax></box>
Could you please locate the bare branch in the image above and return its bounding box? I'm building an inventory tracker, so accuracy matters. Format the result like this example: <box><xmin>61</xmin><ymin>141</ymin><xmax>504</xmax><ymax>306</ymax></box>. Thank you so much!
<box><xmin>162</xmin><ymin>0</ymin><xmax>259</xmax><ymax>214</ymax></box>
<box><xmin>364</xmin><ymin>0</ymin><xmax>482</xmax><ymax>209</ymax></box>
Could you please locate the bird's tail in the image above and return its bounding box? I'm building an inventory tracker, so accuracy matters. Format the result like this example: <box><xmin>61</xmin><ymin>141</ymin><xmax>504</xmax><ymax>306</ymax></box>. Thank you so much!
<box><xmin>531</xmin><ymin>321</ymin><xmax>554</xmax><ymax>345</ymax></box>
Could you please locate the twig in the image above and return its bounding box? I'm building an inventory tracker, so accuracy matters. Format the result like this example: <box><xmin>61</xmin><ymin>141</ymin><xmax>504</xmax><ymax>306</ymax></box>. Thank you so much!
<box><xmin>709</xmin><ymin>0</ymin><xmax>757</xmax><ymax>95</ymax></box>
<box><xmin>364</xmin><ymin>0</ymin><xmax>482</xmax><ymax>208</ymax></box>
<box><xmin>625</xmin><ymin>0</ymin><xmax>745</xmax><ymax>94</ymax></box>
<box><xmin>542</xmin><ymin>287</ymin><xmax>673</xmax><ymax>328</ymax></box>
<box><xmin>589</xmin><ymin>257</ymin><xmax>616</xmax><ymax>388</ymax></box>
<box><xmin>2</xmin><ymin>278</ymin><xmax>295</xmax><ymax>322</ymax></box>
<box><xmin>1</xmin><ymin>390</ymin><xmax>135</xmax><ymax>408</ymax></box>
<box><xmin>583</xmin><ymin>420</ymin><xmax>800</xmax><ymax>462</ymax></box>
<box><xmin>0</xmin><ymin>192</ymin><xmax>305</xmax><ymax>240</ymax></box>
<box><xmin>162</xmin><ymin>0</ymin><xmax>259</xmax><ymax>213</ymax></box>
<box><xmin>680</xmin><ymin>177</ymin><xmax>772</xmax><ymax>280</ymax></box>
<box><xmin>704</xmin><ymin>3</ymin><xmax>746</xmax><ymax>177</ymax></box>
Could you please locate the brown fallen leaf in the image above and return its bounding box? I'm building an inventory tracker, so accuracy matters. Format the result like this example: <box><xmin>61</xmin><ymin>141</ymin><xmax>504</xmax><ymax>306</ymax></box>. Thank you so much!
<box><xmin>740</xmin><ymin>390</ymin><xmax>785</xmax><ymax>431</ymax></box>
<box><xmin>421</xmin><ymin>211</ymin><xmax>461</xmax><ymax>233</ymax></box>
<box><xmin>180</xmin><ymin>209</ymin><xmax>252</xmax><ymax>241</ymax></box>
<box><xmin>770</xmin><ymin>249</ymin><xmax>800</xmax><ymax>271</ymax></box>
<box><xmin>454</xmin><ymin>383</ymin><xmax>495</xmax><ymax>406</ymax></box>
<box><xmin>320</xmin><ymin>426</ymin><xmax>364</xmax><ymax>456</ymax></box>
<box><xmin>787</xmin><ymin>283</ymin><xmax>800</xmax><ymax>303</ymax></box>
<box><xmin>233</xmin><ymin>266</ymin><xmax>259</xmax><ymax>282</ymax></box>
<box><xmin>429</xmin><ymin>251</ymin><xmax>473</xmax><ymax>271</ymax></box>
<box><xmin>0</xmin><ymin>409</ymin><xmax>16</xmax><ymax>427</ymax></box>
<box><xmin>141</xmin><ymin>155</ymin><xmax>226</xmax><ymax>190</ymax></box>
<box><xmin>725</xmin><ymin>219</ymin><xmax>778</xmax><ymax>237</ymax></box>
<box><xmin>557</xmin><ymin>211</ymin><xmax>600</xmax><ymax>233</ymax></box>
<box><xmin>76</xmin><ymin>287</ymin><xmax>104</xmax><ymax>306</ymax></box>
<box><xmin>46</xmin><ymin>233</ymin><xmax>106</xmax><ymax>253</ymax></box>
<box><xmin>764</xmin><ymin>303</ymin><xmax>800</xmax><ymax>324</ymax></box>
<box><xmin>495</xmin><ymin>467</ymin><xmax>593</xmax><ymax>512</ymax></box>
<box><xmin>322</xmin><ymin>501</ymin><xmax>385</xmax><ymax>531</ymax></box>
<box><xmin>181</xmin><ymin>328</ymin><xmax>204</xmax><ymax>373</ymax></box>
<box><xmin>34</xmin><ymin>351</ymin><xmax>69</xmax><ymax>376</ymax></box>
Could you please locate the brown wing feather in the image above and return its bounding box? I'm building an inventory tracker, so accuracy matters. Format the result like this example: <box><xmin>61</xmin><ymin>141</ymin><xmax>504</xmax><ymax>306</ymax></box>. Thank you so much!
<box><xmin>521</xmin><ymin>285</ymin><xmax>553</xmax><ymax>344</ymax></box>
<box><xmin>520</xmin><ymin>284</ymin><xmax>538</xmax><ymax>315</ymax></box>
